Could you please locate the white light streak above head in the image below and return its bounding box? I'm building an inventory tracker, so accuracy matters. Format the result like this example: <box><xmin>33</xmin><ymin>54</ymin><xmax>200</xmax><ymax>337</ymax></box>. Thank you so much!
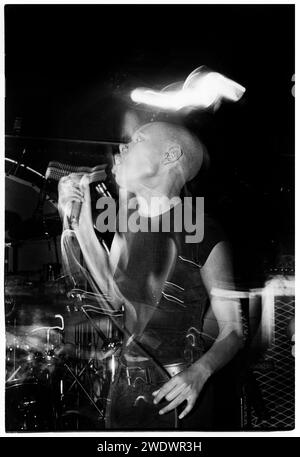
<box><xmin>122</xmin><ymin>110</ymin><xmax>141</xmax><ymax>140</ymax></box>
<box><xmin>131</xmin><ymin>66</ymin><xmax>246</xmax><ymax>112</ymax></box>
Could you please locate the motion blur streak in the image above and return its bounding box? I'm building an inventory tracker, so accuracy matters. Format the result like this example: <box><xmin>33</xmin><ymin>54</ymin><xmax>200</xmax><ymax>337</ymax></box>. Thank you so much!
<box><xmin>131</xmin><ymin>65</ymin><xmax>246</xmax><ymax>112</ymax></box>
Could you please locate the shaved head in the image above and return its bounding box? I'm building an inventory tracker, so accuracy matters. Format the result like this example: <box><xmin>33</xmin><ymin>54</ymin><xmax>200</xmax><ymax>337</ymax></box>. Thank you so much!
<box><xmin>136</xmin><ymin>122</ymin><xmax>205</xmax><ymax>182</ymax></box>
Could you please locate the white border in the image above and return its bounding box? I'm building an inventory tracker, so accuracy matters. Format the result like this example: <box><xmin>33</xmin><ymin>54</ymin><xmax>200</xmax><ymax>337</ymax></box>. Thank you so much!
<box><xmin>0</xmin><ymin>0</ymin><xmax>298</xmax><ymax>439</ymax></box>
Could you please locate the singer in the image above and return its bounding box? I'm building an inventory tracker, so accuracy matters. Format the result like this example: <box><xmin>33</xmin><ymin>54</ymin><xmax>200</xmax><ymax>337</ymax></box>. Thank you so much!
<box><xmin>58</xmin><ymin>121</ymin><xmax>244</xmax><ymax>430</ymax></box>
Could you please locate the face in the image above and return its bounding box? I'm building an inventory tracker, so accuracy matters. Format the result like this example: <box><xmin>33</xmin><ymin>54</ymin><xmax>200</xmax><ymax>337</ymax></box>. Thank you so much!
<box><xmin>112</xmin><ymin>124</ymin><xmax>163</xmax><ymax>192</ymax></box>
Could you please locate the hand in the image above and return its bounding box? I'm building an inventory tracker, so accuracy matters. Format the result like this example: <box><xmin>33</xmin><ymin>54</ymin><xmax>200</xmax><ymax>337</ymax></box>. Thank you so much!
<box><xmin>58</xmin><ymin>173</ymin><xmax>92</xmax><ymax>228</ymax></box>
<box><xmin>58</xmin><ymin>173</ymin><xmax>84</xmax><ymax>218</ymax></box>
<box><xmin>152</xmin><ymin>364</ymin><xmax>209</xmax><ymax>419</ymax></box>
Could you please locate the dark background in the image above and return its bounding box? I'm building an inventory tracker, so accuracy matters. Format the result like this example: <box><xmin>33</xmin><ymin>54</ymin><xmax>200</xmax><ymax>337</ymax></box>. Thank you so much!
<box><xmin>5</xmin><ymin>4</ymin><xmax>295</xmax><ymax>287</ymax></box>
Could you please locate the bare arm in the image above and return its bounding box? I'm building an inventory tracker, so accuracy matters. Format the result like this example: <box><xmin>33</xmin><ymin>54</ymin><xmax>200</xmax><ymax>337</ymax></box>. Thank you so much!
<box><xmin>58</xmin><ymin>174</ymin><xmax>122</xmax><ymax>308</ymax></box>
<box><xmin>195</xmin><ymin>240</ymin><xmax>244</xmax><ymax>376</ymax></box>
<box><xmin>153</xmin><ymin>241</ymin><xmax>244</xmax><ymax>419</ymax></box>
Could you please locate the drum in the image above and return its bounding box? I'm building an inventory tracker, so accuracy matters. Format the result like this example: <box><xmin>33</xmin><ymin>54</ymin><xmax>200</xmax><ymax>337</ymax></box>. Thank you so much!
<box><xmin>5</xmin><ymin>158</ymin><xmax>61</xmax><ymax>275</ymax></box>
<box><xmin>57</xmin><ymin>410</ymin><xmax>105</xmax><ymax>431</ymax></box>
<box><xmin>5</xmin><ymin>159</ymin><xmax>58</xmax><ymax>238</ymax></box>
<box><xmin>5</xmin><ymin>380</ymin><xmax>56</xmax><ymax>432</ymax></box>
<box><xmin>6</xmin><ymin>335</ymin><xmax>31</xmax><ymax>381</ymax></box>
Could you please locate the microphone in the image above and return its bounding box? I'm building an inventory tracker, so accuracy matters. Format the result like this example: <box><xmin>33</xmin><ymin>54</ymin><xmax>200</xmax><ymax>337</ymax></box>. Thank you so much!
<box><xmin>69</xmin><ymin>200</ymin><xmax>82</xmax><ymax>228</ymax></box>
<box><xmin>45</xmin><ymin>161</ymin><xmax>107</xmax><ymax>228</ymax></box>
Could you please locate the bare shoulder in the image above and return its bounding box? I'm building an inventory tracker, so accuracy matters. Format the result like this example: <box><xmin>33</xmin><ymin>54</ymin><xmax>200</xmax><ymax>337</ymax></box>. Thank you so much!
<box><xmin>200</xmin><ymin>241</ymin><xmax>234</xmax><ymax>295</ymax></box>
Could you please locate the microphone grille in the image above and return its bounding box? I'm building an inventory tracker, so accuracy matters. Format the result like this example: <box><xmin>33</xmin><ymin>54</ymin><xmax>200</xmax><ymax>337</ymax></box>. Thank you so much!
<box><xmin>45</xmin><ymin>161</ymin><xmax>107</xmax><ymax>183</ymax></box>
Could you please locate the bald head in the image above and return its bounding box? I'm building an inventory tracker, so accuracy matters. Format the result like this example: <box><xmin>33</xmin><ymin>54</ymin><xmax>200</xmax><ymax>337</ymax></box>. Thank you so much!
<box><xmin>136</xmin><ymin>121</ymin><xmax>205</xmax><ymax>182</ymax></box>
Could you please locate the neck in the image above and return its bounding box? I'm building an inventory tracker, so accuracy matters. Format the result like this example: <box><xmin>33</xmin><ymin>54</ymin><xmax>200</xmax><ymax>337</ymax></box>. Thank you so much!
<box><xmin>135</xmin><ymin>179</ymin><xmax>183</xmax><ymax>218</ymax></box>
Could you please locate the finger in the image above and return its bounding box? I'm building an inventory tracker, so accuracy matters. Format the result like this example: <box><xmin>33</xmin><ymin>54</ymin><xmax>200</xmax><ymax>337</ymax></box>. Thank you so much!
<box><xmin>72</xmin><ymin>197</ymin><xmax>84</xmax><ymax>203</ymax></box>
<box><xmin>69</xmin><ymin>172</ymin><xmax>84</xmax><ymax>183</ymax></box>
<box><xmin>64</xmin><ymin>196</ymin><xmax>83</xmax><ymax>204</ymax></box>
<box><xmin>158</xmin><ymin>389</ymin><xmax>190</xmax><ymax>415</ymax></box>
<box><xmin>165</xmin><ymin>384</ymin><xmax>186</xmax><ymax>402</ymax></box>
<box><xmin>80</xmin><ymin>174</ymin><xmax>90</xmax><ymax>191</ymax></box>
<box><xmin>68</xmin><ymin>190</ymin><xmax>84</xmax><ymax>200</ymax></box>
<box><xmin>153</xmin><ymin>378</ymin><xmax>178</xmax><ymax>404</ymax></box>
<box><xmin>59</xmin><ymin>183</ymin><xmax>84</xmax><ymax>199</ymax></box>
<box><xmin>59</xmin><ymin>176</ymin><xmax>70</xmax><ymax>184</ymax></box>
<box><xmin>152</xmin><ymin>380</ymin><xmax>180</xmax><ymax>396</ymax></box>
<box><xmin>178</xmin><ymin>401</ymin><xmax>194</xmax><ymax>420</ymax></box>
<box><xmin>59</xmin><ymin>175</ymin><xmax>81</xmax><ymax>190</ymax></box>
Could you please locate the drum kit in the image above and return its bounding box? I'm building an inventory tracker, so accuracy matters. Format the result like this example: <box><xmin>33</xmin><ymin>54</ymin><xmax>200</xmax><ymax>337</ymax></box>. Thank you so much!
<box><xmin>5</xmin><ymin>156</ymin><xmax>123</xmax><ymax>432</ymax></box>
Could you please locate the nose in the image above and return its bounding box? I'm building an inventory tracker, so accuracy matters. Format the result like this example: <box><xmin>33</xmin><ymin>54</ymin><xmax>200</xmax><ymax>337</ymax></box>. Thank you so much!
<box><xmin>119</xmin><ymin>143</ymin><xmax>129</xmax><ymax>156</ymax></box>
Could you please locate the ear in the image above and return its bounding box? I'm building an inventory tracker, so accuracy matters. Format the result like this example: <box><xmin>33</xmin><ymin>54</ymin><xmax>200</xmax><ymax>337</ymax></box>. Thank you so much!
<box><xmin>163</xmin><ymin>144</ymin><xmax>183</xmax><ymax>165</ymax></box>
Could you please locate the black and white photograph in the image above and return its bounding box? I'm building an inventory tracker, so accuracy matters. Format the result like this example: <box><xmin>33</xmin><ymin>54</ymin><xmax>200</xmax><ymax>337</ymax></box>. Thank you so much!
<box><xmin>3</xmin><ymin>2</ymin><xmax>295</xmax><ymax>434</ymax></box>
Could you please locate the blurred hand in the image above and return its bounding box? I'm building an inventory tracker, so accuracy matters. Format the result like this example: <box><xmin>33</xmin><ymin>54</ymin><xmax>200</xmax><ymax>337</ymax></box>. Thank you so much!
<box><xmin>58</xmin><ymin>173</ymin><xmax>92</xmax><ymax>229</ymax></box>
<box><xmin>58</xmin><ymin>173</ymin><xmax>84</xmax><ymax>218</ymax></box>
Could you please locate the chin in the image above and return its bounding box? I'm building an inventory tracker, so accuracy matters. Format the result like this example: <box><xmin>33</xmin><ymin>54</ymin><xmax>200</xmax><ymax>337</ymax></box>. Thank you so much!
<box><xmin>114</xmin><ymin>176</ymin><xmax>134</xmax><ymax>194</ymax></box>
<box><xmin>115</xmin><ymin>169</ymin><xmax>139</xmax><ymax>191</ymax></box>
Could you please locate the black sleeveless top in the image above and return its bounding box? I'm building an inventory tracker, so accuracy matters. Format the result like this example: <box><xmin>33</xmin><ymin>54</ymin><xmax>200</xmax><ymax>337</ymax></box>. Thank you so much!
<box><xmin>113</xmin><ymin>207</ymin><xmax>226</xmax><ymax>364</ymax></box>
